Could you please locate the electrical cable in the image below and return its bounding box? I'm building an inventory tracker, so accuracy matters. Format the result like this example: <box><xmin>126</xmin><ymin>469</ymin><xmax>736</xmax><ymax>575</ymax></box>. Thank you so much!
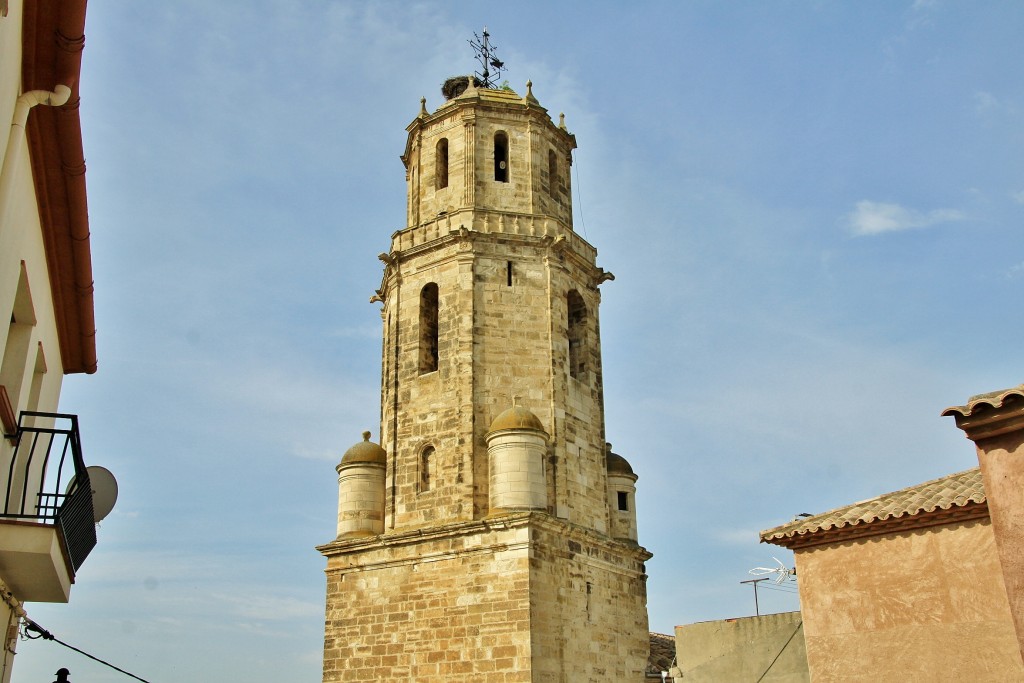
<box><xmin>754</xmin><ymin>620</ymin><xmax>803</xmax><ymax>683</ymax></box>
<box><xmin>760</xmin><ymin>582</ymin><xmax>799</xmax><ymax>593</ymax></box>
<box><xmin>22</xmin><ymin>618</ymin><xmax>152</xmax><ymax>682</ymax></box>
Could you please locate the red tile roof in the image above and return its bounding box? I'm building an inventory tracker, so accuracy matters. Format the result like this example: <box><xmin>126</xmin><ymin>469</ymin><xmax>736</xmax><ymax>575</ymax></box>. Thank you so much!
<box><xmin>760</xmin><ymin>468</ymin><xmax>987</xmax><ymax>550</ymax></box>
<box><xmin>942</xmin><ymin>383</ymin><xmax>1024</xmax><ymax>418</ymax></box>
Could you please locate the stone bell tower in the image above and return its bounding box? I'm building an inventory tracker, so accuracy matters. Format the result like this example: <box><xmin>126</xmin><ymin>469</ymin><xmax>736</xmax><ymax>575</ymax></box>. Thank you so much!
<box><xmin>319</xmin><ymin>73</ymin><xmax>652</xmax><ymax>683</ymax></box>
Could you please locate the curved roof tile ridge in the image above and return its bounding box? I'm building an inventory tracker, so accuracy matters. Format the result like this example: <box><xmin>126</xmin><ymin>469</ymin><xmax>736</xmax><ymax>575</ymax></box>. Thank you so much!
<box><xmin>942</xmin><ymin>383</ymin><xmax>1024</xmax><ymax>417</ymax></box>
<box><xmin>761</xmin><ymin>467</ymin><xmax>986</xmax><ymax>548</ymax></box>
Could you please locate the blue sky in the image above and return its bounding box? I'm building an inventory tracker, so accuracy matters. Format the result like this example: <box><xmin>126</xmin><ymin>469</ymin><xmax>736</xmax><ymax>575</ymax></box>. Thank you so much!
<box><xmin>15</xmin><ymin>1</ymin><xmax>1024</xmax><ymax>680</ymax></box>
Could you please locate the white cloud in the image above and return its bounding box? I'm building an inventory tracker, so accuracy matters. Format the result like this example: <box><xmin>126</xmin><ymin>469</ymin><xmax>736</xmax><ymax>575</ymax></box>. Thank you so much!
<box><xmin>327</xmin><ymin>323</ymin><xmax>381</xmax><ymax>339</ymax></box>
<box><xmin>291</xmin><ymin>442</ymin><xmax>344</xmax><ymax>461</ymax></box>
<box><xmin>907</xmin><ymin>0</ymin><xmax>939</xmax><ymax>30</ymax></box>
<box><xmin>211</xmin><ymin>591</ymin><xmax>324</xmax><ymax>622</ymax></box>
<box><xmin>975</xmin><ymin>91</ymin><xmax>999</xmax><ymax>115</ymax></box>
<box><xmin>709</xmin><ymin>527</ymin><xmax>760</xmax><ymax>546</ymax></box>
<box><xmin>1011</xmin><ymin>190</ymin><xmax>1024</xmax><ymax>205</ymax></box>
<box><xmin>847</xmin><ymin>200</ymin><xmax>967</xmax><ymax>236</ymax></box>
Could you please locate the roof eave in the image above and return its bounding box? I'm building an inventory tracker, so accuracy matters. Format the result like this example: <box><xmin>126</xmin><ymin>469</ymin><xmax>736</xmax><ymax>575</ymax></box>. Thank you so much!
<box><xmin>761</xmin><ymin>501</ymin><xmax>990</xmax><ymax>551</ymax></box>
<box><xmin>22</xmin><ymin>0</ymin><xmax>96</xmax><ymax>374</ymax></box>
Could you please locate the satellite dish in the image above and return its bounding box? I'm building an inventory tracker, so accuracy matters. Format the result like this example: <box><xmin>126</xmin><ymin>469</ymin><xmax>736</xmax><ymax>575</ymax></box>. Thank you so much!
<box><xmin>66</xmin><ymin>466</ymin><xmax>118</xmax><ymax>522</ymax></box>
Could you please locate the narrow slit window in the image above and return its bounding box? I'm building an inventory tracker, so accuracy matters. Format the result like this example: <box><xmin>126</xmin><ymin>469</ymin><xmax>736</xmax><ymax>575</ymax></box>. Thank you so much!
<box><xmin>421</xmin><ymin>445</ymin><xmax>435</xmax><ymax>492</ymax></box>
<box><xmin>507</xmin><ymin>261</ymin><xmax>513</xmax><ymax>287</ymax></box>
<box><xmin>419</xmin><ymin>284</ymin><xmax>439</xmax><ymax>374</ymax></box>
<box><xmin>617</xmin><ymin>491</ymin><xmax>629</xmax><ymax>511</ymax></box>
<box><xmin>567</xmin><ymin>290</ymin><xmax>587</xmax><ymax>379</ymax></box>
<box><xmin>494</xmin><ymin>132</ymin><xmax>509</xmax><ymax>182</ymax></box>
<box><xmin>436</xmin><ymin>138</ymin><xmax>449</xmax><ymax>190</ymax></box>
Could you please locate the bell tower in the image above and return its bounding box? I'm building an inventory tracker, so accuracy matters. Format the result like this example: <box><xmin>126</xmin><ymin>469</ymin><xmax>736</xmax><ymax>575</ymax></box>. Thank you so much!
<box><xmin>320</xmin><ymin>67</ymin><xmax>652</xmax><ymax>683</ymax></box>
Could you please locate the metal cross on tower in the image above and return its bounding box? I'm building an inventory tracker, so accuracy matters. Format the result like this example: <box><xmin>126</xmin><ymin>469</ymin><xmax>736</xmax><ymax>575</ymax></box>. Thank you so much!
<box><xmin>469</xmin><ymin>27</ymin><xmax>505</xmax><ymax>88</ymax></box>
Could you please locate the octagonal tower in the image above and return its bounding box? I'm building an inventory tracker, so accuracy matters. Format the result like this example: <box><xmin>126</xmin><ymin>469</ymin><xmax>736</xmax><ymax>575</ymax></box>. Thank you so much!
<box><xmin>320</xmin><ymin>76</ymin><xmax>652</xmax><ymax>683</ymax></box>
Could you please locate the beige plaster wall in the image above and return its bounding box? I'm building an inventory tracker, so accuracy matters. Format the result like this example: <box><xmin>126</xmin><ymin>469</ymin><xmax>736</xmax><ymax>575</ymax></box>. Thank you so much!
<box><xmin>0</xmin><ymin>0</ymin><xmax>66</xmax><ymax>420</ymax></box>
<box><xmin>0</xmin><ymin>1</ymin><xmax>24</xmax><ymax>136</ymax></box>
<box><xmin>0</xmin><ymin>169</ymin><xmax>67</xmax><ymax>410</ymax></box>
<box><xmin>0</xmin><ymin>0</ymin><xmax>67</xmax><ymax>489</ymax></box>
<box><xmin>973</xmin><ymin>429</ymin><xmax>1024</xmax><ymax>660</ymax></box>
<box><xmin>675</xmin><ymin>611</ymin><xmax>808</xmax><ymax>683</ymax></box>
<box><xmin>795</xmin><ymin>519</ymin><xmax>1024</xmax><ymax>682</ymax></box>
<box><xmin>0</xmin><ymin>8</ymin><xmax>70</xmax><ymax>683</ymax></box>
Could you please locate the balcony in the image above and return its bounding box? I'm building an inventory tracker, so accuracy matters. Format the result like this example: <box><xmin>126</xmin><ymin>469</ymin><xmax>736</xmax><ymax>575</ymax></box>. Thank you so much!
<box><xmin>0</xmin><ymin>411</ymin><xmax>96</xmax><ymax>603</ymax></box>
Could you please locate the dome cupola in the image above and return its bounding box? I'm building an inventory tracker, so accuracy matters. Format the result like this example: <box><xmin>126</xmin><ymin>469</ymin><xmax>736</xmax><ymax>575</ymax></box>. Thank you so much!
<box><xmin>606</xmin><ymin>443</ymin><xmax>639</xmax><ymax>543</ymax></box>
<box><xmin>335</xmin><ymin>431</ymin><xmax>387</xmax><ymax>539</ymax></box>
<box><xmin>486</xmin><ymin>404</ymin><xmax>549</xmax><ymax>513</ymax></box>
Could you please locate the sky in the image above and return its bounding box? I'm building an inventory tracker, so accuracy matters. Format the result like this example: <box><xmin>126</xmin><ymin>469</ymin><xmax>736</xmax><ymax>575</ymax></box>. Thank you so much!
<box><xmin>14</xmin><ymin>1</ymin><xmax>1024</xmax><ymax>680</ymax></box>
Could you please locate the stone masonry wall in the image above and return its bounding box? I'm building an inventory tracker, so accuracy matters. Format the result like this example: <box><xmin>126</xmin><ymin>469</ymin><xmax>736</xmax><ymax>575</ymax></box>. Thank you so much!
<box><xmin>337</xmin><ymin>84</ymin><xmax>652</xmax><ymax>683</ymax></box>
<box><xmin>336</xmin><ymin>463</ymin><xmax>386</xmax><ymax>538</ymax></box>
<box><xmin>320</xmin><ymin>513</ymin><xmax>651</xmax><ymax>683</ymax></box>
<box><xmin>379</xmin><ymin>228</ymin><xmax>613</xmax><ymax>535</ymax></box>
<box><xmin>380</xmin><ymin>238</ymin><xmax>476</xmax><ymax>530</ymax></box>
<box><xmin>322</xmin><ymin>519</ymin><xmax>533</xmax><ymax>682</ymax></box>
<box><xmin>529</xmin><ymin>519</ymin><xmax>651</xmax><ymax>683</ymax></box>
<box><xmin>471</xmin><ymin>235</ymin><xmax>609</xmax><ymax>532</ymax></box>
<box><xmin>405</xmin><ymin>87</ymin><xmax>575</xmax><ymax>231</ymax></box>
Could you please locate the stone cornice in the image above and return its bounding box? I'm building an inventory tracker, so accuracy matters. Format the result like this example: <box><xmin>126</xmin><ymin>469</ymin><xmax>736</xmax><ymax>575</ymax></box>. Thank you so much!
<box><xmin>387</xmin><ymin>213</ymin><xmax>597</xmax><ymax>270</ymax></box>
<box><xmin>391</xmin><ymin>209</ymin><xmax>588</xmax><ymax>253</ymax></box>
<box><xmin>317</xmin><ymin>510</ymin><xmax>652</xmax><ymax>567</ymax></box>
<box><xmin>372</xmin><ymin>218</ymin><xmax>607</xmax><ymax>306</ymax></box>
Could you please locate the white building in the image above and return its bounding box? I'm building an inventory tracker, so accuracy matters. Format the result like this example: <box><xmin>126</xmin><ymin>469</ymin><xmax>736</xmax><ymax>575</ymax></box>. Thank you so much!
<box><xmin>0</xmin><ymin>1</ymin><xmax>102</xmax><ymax>680</ymax></box>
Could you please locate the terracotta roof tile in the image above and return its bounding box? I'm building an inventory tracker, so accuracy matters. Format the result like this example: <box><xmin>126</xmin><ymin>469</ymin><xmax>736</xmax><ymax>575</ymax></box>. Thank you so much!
<box><xmin>760</xmin><ymin>468</ymin><xmax>986</xmax><ymax>549</ymax></box>
<box><xmin>942</xmin><ymin>383</ymin><xmax>1024</xmax><ymax>417</ymax></box>
<box><xmin>646</xmin><ymin>632</ymin><xmax>675</xmax><ymax>677</ymax></box>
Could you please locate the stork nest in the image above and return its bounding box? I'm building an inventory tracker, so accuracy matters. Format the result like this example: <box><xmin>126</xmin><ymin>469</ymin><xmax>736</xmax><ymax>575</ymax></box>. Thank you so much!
<box><xmin>442</xmin><ymin>75</ymin><xmax>483</xmax><ymax>100</ymax></box>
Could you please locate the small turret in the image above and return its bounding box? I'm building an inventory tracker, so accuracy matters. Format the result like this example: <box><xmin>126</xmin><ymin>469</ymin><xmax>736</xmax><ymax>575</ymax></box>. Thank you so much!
<box><xmin>606</xmin><ymin>443</ymin><xmax>638</xmax><ymax>542</ymax></box>
<box><xmin>486</xmin><ymin>405</ymin><xmax>549</xmax><ymax>512</ymax></box>
<box><xmin>336</xmin><ymin>431</ymin><xmax>387</xmax><ymax>538</ymax></box>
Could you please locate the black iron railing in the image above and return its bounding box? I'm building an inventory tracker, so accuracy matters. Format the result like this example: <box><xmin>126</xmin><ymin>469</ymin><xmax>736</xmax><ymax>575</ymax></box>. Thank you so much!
<box><xmin>1</xmin><ymin>411</ymin><xmax>96</xmax><ymax>571</ymax></box>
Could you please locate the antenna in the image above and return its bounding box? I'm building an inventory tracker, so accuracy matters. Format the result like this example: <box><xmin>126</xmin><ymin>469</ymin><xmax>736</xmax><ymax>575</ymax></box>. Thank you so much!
<box><xmin>749</xmin><ymin>556</ymin><xmax>797</xmax><ymax>585</ymax></box>
<box><xmin>469</xmin><ymin>27</ymin><xmax>505</xmax><ymax>88</ymax></box>
<box><xmin>740</xmin><ymin>577</ymin><xmax>768</xmax><ymax>616</ymax></box>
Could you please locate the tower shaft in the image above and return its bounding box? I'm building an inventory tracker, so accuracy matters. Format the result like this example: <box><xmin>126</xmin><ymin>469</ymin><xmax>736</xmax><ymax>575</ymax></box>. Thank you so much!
<box><xmin>321</xmin><ymin>78</ymin><xmax>651</xmax><ymax>683</ymax></box>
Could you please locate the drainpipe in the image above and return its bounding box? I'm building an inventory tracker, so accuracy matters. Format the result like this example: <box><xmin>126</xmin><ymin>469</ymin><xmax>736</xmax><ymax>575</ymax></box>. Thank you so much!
<box><xmin>0</xmin><ymin>85</ymin><xmax>72</xmax><ymax>234</ymax></box>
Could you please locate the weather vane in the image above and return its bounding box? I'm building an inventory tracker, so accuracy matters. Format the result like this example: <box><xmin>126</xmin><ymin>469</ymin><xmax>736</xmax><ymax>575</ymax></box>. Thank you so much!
<box><xmin>469</xmin><ymin>27</ymin><xmax>505</xmax><ymax>88</ymax></box>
